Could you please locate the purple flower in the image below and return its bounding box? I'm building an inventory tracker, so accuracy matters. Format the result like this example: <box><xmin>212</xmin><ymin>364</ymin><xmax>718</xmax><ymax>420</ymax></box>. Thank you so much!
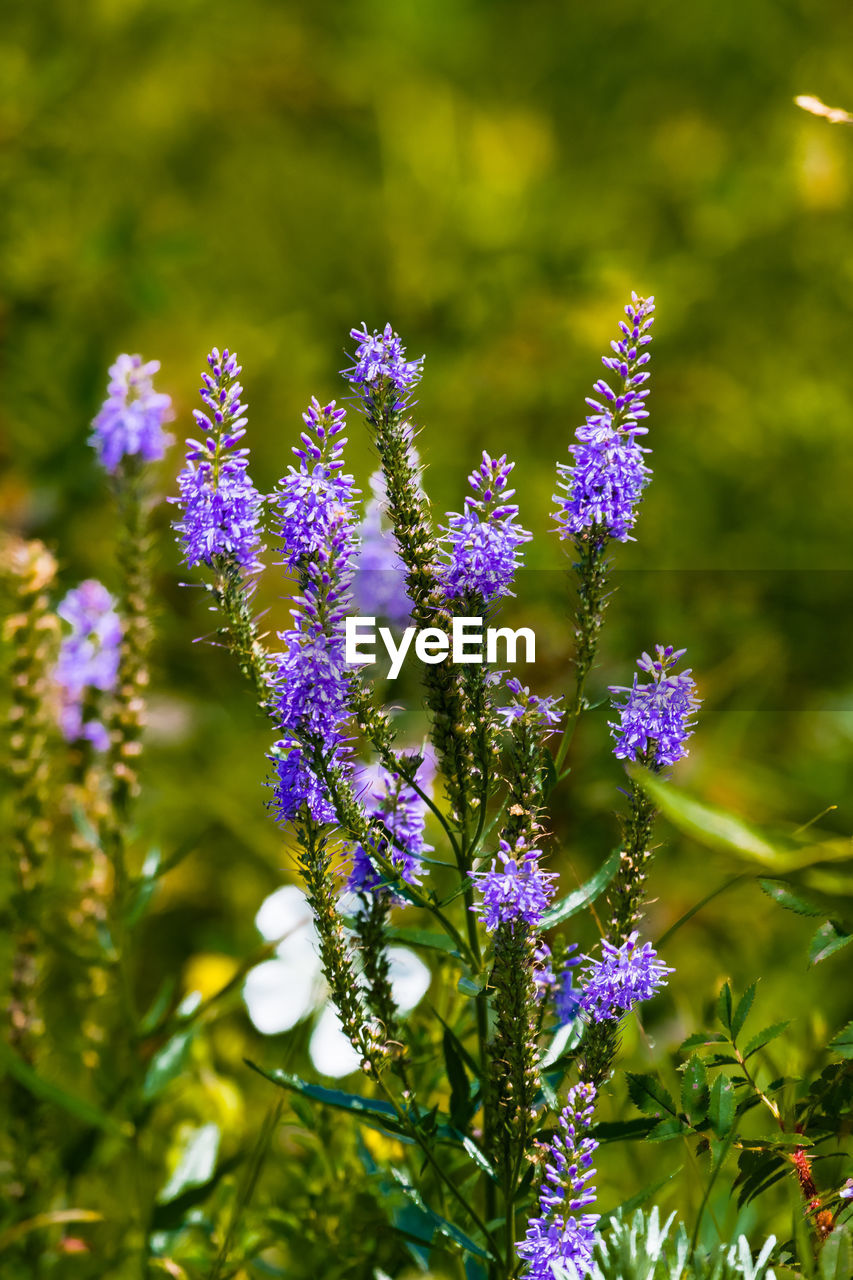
<box><xmin>344</xmin><ymin>323</ymin><xmax>424</xmax><ymax>396</ymax></box>
<box><xmin>497</xmin><ymin>676</ymin><xmax>564</xmax><ymax>736</ymax></box>
<box><xmin>55</xmin><ymin>580</ymin><xmax>122</xmax><ymax>751</ymax></box>
<box><xmin>270</xmin><ymin>400</ymin><xmax>362</xmax><ymax>826</ymax></box>
<box><xmin>91</xmin><ymin>354</ymin><xmax>173</xmax><ymax>473</ymax></box>
<box><xmin>440</xmin><ymin>452</ymin><xmax>532</xmax><ymax>603</ymax></box>
<box><xmin>352</xmin><ymin>471</ymin><xmax>412</xmax><ymax>627</ymax></box>
<box><xmin>578</xmin><ymin>932</ymin><xmax>673</xmax><ymax>1023</ymax></box>
<box><xmin>276</xmin><ymin>399</ymin><xmax>355</xmax><ymax>566</ymax></box>
<box><xmin>347</xmin><ymin>754</ymin><xmax>434</xmax><ymax>899</ymax></box>
<box><xmin>518</xmin><ymin>1081</ymin><xmax>599</xmax><ymax>1280</ymax></box>
<box><xmin>172</xmin><ymin>348</ymin><xmax>265</xmax><ymax>573</ymax></box>
<box><xmin>839</xmin><ymin>1179</ymin><xmax>853</xmax><ymax>1201</ymax></box>
<box><xmin>471</xmin><ymin>837</ymin><xmax>557</xmax><ymax>932</ymax></box>
<box><xmin>554</xmin><ymin>947</ymin><xmax>583</xmax><ymax>1023</ymax></box>
<box><xmin>609</xmin><ymin>645</ymin><xmax>700</xmax><ymax>768</ymax></box>
<box><xmin>554</xmin><ymin>293</ymin><xmax>654</xmax><ymax>543</ymax></box>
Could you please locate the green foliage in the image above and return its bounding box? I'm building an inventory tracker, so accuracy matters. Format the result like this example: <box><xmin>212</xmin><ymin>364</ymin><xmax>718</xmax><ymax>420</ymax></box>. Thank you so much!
<box><xmin>591</xmin><ymin>1207</ymin><xmax>778</xmax><ymax>1280</ymax></box>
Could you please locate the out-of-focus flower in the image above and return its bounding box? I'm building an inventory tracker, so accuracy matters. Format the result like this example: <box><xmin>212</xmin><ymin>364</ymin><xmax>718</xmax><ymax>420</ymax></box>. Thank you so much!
<box><xmin>55</xmin><ymin>580</ymin><xmax>122</xmax><ymax>751</ymax></box>
<box><xmin>91</xmin><ymin>354</ymin><xmax>173</xmax><ymax>473</ymax></box>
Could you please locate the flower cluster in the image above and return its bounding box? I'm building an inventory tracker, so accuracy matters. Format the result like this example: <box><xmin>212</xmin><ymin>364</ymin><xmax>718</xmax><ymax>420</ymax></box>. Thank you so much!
<box><xmin>55</xmin><ymin>580</ymin><xmax>122</xmax><ymax>751</ymax></box>
<box><xmin>578</xmin><ymin>932</ymin><xmax>673</xmax><ymax>1024</ymax></box>
<box><xmin>554</xmin><ymin>294</ymin><xmax>654</xmax><ymax>543</ymax></box>
<box><xmin>271</xmin><ymin>400</ymin><xmax>359</xmax><ymax>824</ymax></box>
<box><xmin>344</xmin><ymin>323</ymin><xmax>425</xmax><ymax>398</ymax></box>
<box><xmin>440</xmin><ymin>452</ymin><xmax>532</xmax><ymax>604</ymax></box>
<box><xmin>276</xmin><ymin>399</ymin><xmax>354</xmax><ymax>565</ymax></box>
<box><xmin>471</xmin><ymin>837</ymin><xmax>556</xmax><ymax>932</ymax></box>
<box><xmin>352</xmin><ymin>471</ymin><xmax>411</xmax><ymax>627</ymax></box>
<box><xmin>172</xmin><ymin>348</ymin><xmax>265</xmax><ymax>573</ymax></box>
<box><xmin>609</xmin><ymin>645</ymin><xmax>700</xmax><ymax>768</ymax></box>
<box><xmin>347</xmin><ymin>755</ymin><xmax>434</xmax><ymax>899</ymax></box>
<box><xmin>518</xmin><ymin>1081</ymin><xmax>599</xmax><ymax>1280</ymax></box>
<box><xmin>497</xmin><ymin>676</ymin><xmax>564</xmax><ymax>736</ymax></box>
<box><xmin>90</xmin><ymin>353</ymin><xmax>173</xmax><ymax>474</ymax></box>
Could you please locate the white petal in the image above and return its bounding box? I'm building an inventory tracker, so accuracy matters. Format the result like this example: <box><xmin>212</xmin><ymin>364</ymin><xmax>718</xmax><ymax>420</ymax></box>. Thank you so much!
<box><xmin>309</xmin><ymin>1005</ymin><xmax>362</xmax><ymax>1077</ymax></box>
<box><xmin>387</xmin><ymin>947</ymin><xmax>430</xmax><ymax>1013</ymax></box>
<box><xmin>243</xmin><ymin>959</ymin><xmax>317</xmax><ymax>1035</ymax></box>
<box><xmin>254</xmin><ymin>885</ymin><xmax>311</xmax><ymax>942</ymax></box>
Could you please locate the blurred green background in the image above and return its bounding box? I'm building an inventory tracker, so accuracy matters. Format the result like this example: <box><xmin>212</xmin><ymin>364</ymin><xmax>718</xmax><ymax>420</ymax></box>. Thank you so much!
<box><xmin>3</xmin><ymin>0</ymin><xmax>853</xmax><ymax>1274</ymax></box>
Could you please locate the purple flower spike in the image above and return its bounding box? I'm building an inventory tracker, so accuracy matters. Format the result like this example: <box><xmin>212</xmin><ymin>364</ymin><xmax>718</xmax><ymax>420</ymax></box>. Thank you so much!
<box><xmin>275</xmin><ymin>398</ymin><xmax>355</xmax><ymax>566</ymax></box>
<box><xmin>470</xmin><ymin>837</ymin><xmax>557</xmax><ymax>932</ymax></box>
<box><xmin>554</xmin><ymin>293</ymin><xmax>654</xmax><ymax>543</ymax></box>
<box><xmin>55</xmin><ymin>580</ymin><xmax>122</xmax><ymax>751</ymax></box>
<box><xmin>352</xmin><ymin>471</ymin><xmax>412</xmax><ymax>627</ymax></box>
<box><xmin>578</xmin><ymin>932</ymin><xmax>673</xmax><ymax>1023</ymax></box>
<box><xmin>91</xmin><ymin>354</ymin><xmax>173</xmax><ymax>473</ymax></box>
<box><xmin>172</xmin><ymin>348</ymin><xmax>265</xmax><ymax>573</ymax></box>
<box><xmin>440</xmin><ymin>452</ymin><xmax>532</xmax><ymax>603</ymax></box>
<box><xmin>518</xmin><ymin>1081</ymin><xmax>599</xmax><ymax>1280</ymax></box>
<box><xmin>344</xmin><ymin>323</ymin><xmax>424</xmax><ymax>395</ymax></box>
<box><xmin>609</xmin><ymin>644</ymin><xmax>700</xmax><ymax>768</ymax></box>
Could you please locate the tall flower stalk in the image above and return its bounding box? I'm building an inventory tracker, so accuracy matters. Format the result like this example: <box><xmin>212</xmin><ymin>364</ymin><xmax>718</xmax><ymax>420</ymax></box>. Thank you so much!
<box><xmin>553</xmin><ymin>294</ymin><xmax>655</xmax><ymax>772</ymax></box>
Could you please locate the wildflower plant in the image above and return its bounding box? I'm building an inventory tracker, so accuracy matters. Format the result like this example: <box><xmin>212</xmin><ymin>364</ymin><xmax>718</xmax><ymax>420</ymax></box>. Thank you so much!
<box><xmin>4</xmin><ymin>297</ymin><xmax>852</xmax><ymax>1280</ymax></box>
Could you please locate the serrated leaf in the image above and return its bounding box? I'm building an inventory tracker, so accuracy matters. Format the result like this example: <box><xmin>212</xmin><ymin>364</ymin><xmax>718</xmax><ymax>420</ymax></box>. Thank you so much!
<box><xmin>708</xmin><ymin>1074</ymin><xmax>735</xmax><ymax>1138</ymax></box>
<box><xmin>744</xmin><ymin>1021</ymin><xmax>789</xmax><ymax>1059</ymax></box>
<box><xmin>821</xmin><ymin>1226</ymin><xmax>852</xmax><ymax>1280</ymax></box>
<box><xmin>540</xmin><ymin>849</ymin><xmax>621</xmax><ymax>928</ymax></box>
<box><xmin>759</xmin><ymin>878</ymin><xmax>824</xmax><ymax>917</ymax></box>
<box><xmin>625</xmin><ymin>1072</ymin><xmax>676</xmax><ymax>1119</ymax></box>
<box><xmin>681</xmin><ymin>1055</ymin><xmax>709</xmax><ymax>1124</ymax></box>
<box><xmin>717</xmin><ymin>982</ymin><xmax>733</xmax><ymax>1034</ymax></box>
<box><xmin>680</xmin><ymin>1031</ymin><xmax>729</xmax><ymax>1050</ymax></box>
<box><xmin>646</xmin><ymin>1117</ymin><xmax>688</xmax><ymax>1141</ymax></box>
<box><xmin>809</xmin><ymin>921</ymin><xmax>853</xmax><ymax>966</ymax></box>
<box><xmin>731</xmin><ymin>982</ymin><xmax>757</xmax><ymax>1042</ymax></box>
<box><xmin>828</xmin><ymin>1020</ymin><xmax>853</xmax><ymax>1059</ymax></box>
<box><xmin>592</xmin><ymin>1117</ymin><xmax>658</xmax><ymax>1142</ymax></box>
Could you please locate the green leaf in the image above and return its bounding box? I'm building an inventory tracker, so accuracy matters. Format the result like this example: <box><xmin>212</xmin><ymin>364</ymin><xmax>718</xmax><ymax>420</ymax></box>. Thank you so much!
<box><xmin>457</xmin><ymin>973</ymin><xmax>486</xmax><ymax>998</ymax></box>
<box><xmin>681</xmin><ymin>1055</ymin><xmax>710</xmax><ymax>1124</ymax></box>
<box><xmin>809</xmin><ymin>921</ymin><xmax>853</xmax><ymax>966</ymax></box>
<box><xmin>246</xmin><ymin>1063</ymin><xmax>406</xmax><ymax>1133</ymax></box>
<box><xmin>443</xmin><ymin>1029</ymin><xmax>471</xmax><ymax>1132</ymax></box>
<box><xmin>142</xmin><ymin>1027</ymin><xmax>197</xmax><ymax>1101</ymax></box>
<box><xmin>459</xmin><ymin>1135</ymin><xmax>497</xmax><ymax>1182</ymax></box>
<box><xmin>625</xmin><ymin>1072</ymin><xmax>676</xmax><ymax>1119</ymax></box>
<box><xmin>828</xmin><ymin>1020</ymin><xmax>853</xmax><ymax>1059</ymax></box>
<box><xmin>383</xmin><ymin>926</ymin><xmax>461</xmax><ymax>957</ymax></box>
<box><xmin>731</xmin><ymin>981</ymin><xmax>757</xmax><ymax>1042</ymax></box>
<box><xmin>708</xmin><ymin>1074</ymin><xmax>736</xmax><ymax>1138</ymax></box>
<box><xmin>388</xmin><ymin>1168</ymin><xmax>493</xmax><ymax>1260</ymax></box>
<box><xmin>540</xmin><ymin>848</ymin><xmax>621</xmax><ymax>929</ymax></box>
<box><xmin>717</xmin><ymin>982</ymin><xmax>733</xmax><ymax>1034</ymax></box>
<box><xmin>592</xmin><ymin>1117</ymin><xmax>658</xmax><ymax>1142</ymax></box>
<box><xmin>630</xmin><ymin>769</ymin><xmax>853</xmax><ymax>872</ymax></box>
<box><xmin>646</xmin><ymin>1117</ymin><xmax>688</xmax><ymax>1141</ymax></box>
<box><xmin>0</xmin><ymin>1041</ymin><xmax>124</xmax><ymax>1135</ymax></box>
<box><xmin>744</xmin><ymin>1022</ymin><xmax>789</xmax><ymax>1059</ymax></box>
<box><xmin>680</xmin><ymin>1031</ymin><xmax>729</xmax><ymax>1050</ymax></box>
<box><xmin>759</xmin><ymin>878</ymin><xmax>824</xmax><ymax>917</ymax></box>
<box><xmin>157</xmin><ymin>1124</ymin><xmax>220</xmax><ymax>1204</ymax></box>
<box><xmin>820</xmin><ymin>1226</ymin><xmax>852</xmax><ymax>1280</ymax></box>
